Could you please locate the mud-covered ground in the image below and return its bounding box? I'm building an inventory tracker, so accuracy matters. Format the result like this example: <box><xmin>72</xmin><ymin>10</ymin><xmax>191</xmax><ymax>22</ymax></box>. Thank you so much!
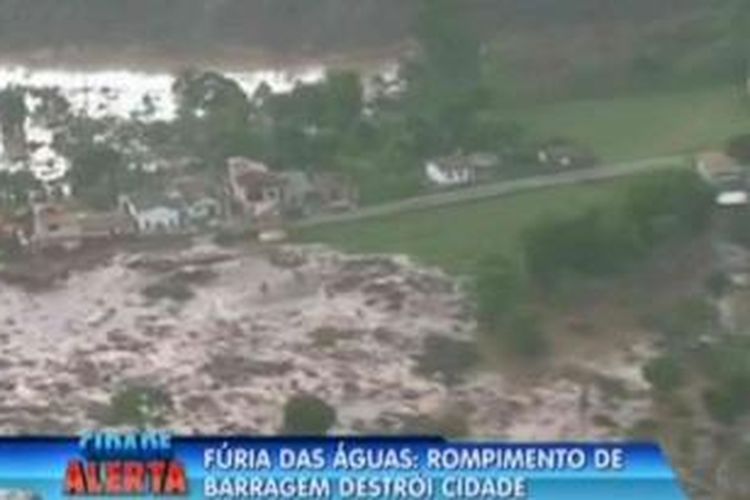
<box><xmin>0</xmin><ymin>241</ymin><xmax>652</xmax><ymax>437</ymax></box>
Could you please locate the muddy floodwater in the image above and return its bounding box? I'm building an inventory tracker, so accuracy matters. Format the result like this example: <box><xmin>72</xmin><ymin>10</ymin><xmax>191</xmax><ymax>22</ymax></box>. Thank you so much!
<box><xmin>0</xmin><ymin>242</ymin><xmax>651</xmax><ymax>436</ymax></box>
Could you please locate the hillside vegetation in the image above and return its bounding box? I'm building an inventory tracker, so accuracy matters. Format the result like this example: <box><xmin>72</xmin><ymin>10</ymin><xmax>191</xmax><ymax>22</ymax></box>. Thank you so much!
<box><xmin>0</xmin><ymin>0</ymin><xmax>706</xmax><ymax>53</ymax></box>
<box><xmin>0</xmin><ymin>1</ymin><xmax>729</xmax><ymax>85</ymax></box>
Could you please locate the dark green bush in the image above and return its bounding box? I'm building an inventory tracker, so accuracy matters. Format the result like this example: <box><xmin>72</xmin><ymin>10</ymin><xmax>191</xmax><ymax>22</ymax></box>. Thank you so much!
<box><xmin>102</xmin><ymin>385</ymin><xmax>173</xmax><ymax>428</ymax></box>
<box><xmin>414</xmin><ymin>335</ymin><xmax>479</xmax><ymax>384</ymax></box>
<box><xmin>522</xmin><ymin>208</ymin><xmax>642</xmax><ymax>286</ymax></box>
<box><xmin>282</xmin><ymin>395</ymin><xmax>337</xmax><ymax>435</ymax></box>
<box><xmin>643</xmin><ymin>355</ymin><xmax>685</xmax><ymax>394</ymax></box>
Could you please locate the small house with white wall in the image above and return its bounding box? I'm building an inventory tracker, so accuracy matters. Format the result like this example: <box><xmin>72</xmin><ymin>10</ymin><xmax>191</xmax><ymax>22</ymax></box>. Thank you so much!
<box><xmin>425</xmin><ymin>153</ymin><xmax>499</xmax><ymax>188</ymax></box>
<box><xmin>119</xmin><ymin>193</ymin><xmax>183</xmax><ymax>234</ymax></box>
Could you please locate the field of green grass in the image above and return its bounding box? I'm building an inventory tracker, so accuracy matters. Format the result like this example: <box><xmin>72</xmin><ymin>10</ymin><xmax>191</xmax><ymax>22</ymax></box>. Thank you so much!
<box><xmin>515</xmin><ymin>84</ymin><xmax>750</xmax><ymax>162</ymax></box>
<box><xmin>296</xmin><ymin>175</ymin><xmax>647</xmax><ymax>275</ymax></box>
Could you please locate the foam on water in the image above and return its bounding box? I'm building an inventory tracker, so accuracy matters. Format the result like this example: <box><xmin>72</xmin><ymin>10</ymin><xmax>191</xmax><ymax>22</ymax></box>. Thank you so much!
<box><xmin>0</xmin><ymin>65</ymin><xmax>332</xmax><ymax>122</ymax></box>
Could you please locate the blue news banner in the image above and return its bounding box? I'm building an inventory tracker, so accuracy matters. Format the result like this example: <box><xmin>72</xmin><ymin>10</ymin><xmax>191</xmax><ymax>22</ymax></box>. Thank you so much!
<box><xmin>0</xmin><ymin>436</ymin><xmax>687</xmax><ymax>499</ymax></box>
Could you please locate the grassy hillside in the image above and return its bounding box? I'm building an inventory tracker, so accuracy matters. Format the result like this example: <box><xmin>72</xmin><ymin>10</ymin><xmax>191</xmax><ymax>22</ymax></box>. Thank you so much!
<box><xmin>296</xmin><ymin>174</ymin><xmax>653</xmax><ymax>274</ymax></box>
<box><xmin>515</xmin><ymin>84</ymin><xmax>750</xmax><ymax>162</ymax></box>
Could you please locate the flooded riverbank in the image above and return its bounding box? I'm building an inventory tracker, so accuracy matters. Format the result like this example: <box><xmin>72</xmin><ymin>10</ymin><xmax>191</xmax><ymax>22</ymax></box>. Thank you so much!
<box><xmin>0</xmin><ymin>241</ymin><xmax>652</xmax><ymax>437</ymax></box>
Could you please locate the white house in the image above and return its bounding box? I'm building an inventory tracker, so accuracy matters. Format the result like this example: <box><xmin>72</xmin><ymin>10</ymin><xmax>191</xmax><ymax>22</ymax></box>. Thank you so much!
<box><xmin>717</xmin><ymin>191</ymin><xmax>749</xmax><ymax>207</ymax></box>
<box><xmin>119</xmin><ymin>193</ymin><xmax>183</xmax><ymax>233</ymax></box>
<box><xmin>424</xmin><ymin>153</ymin><xmax>498</xmax><ymax>188</ymax></box>
<box><xmin>425</xmin><ymin>161</ymin><xmax>475</xmax><ymax>186</ymax></box>
<box><xmin>166</xmin><ymin>175</ymin><xmax>223</xmax><ymax>226</ymax></box>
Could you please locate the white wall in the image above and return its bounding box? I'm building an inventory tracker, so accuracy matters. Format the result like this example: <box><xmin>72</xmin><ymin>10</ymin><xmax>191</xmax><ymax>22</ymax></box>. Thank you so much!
<box><xmin>136</xmin><ymin>207</ymin><xmax>181</xmax><ymax>233</ymax></box>
<box><xmin>425</xmin><ymin>163</ymin><xmax>473</xmax><ymax>186</ymax></box>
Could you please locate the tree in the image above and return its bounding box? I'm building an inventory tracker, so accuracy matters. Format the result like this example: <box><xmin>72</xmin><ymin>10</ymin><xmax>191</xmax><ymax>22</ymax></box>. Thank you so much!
<box><xmin>401</xmin><ymin>0</ymin><xmax>488</xmax><ymax>154</ymax></box>
<box><xmin>0</xmin><ymin>87</ymin><xmax>27</xmax><ymax>160</ymax></box>
<box><xmin>68</xmin><ymin>145</ymin><xmax>126</xmax><ymax>210</ymax></box>
<box><xmin>0</xmin><ymin>87</ymin><xmax>26</xmax><ymax>133</ymax></box>
<box><xmin>643</xmin><ymin>355</ymin><xmax>685</xmax><ymax>395</ymax></box>
<box><xmin>258</xmin><ymin>70</ymin><xmax>365</xmax><ymax>170</ymax></box>
<box><xmin>648</xmin><ymin>297</ymin><xmax>716</xmax><ymax>349</ymax></box>
<box><xmin>414</xmin><ymin>335</ymin><xmax>479</xmax><ymax>385</ymax></box>
<box><xmin>103</xmin><ymin>385</ymin><xmax>173</xmax><ymax>428</ymax></box>
<box><xmin>321</xmin><ymin>71</ymin><xmax>364</xmax><ymax>132</ymax></box>
<box><xmin>0</xmin><ymin>170</ymin><xmax>38</xmax><ymax>208</ymax></box>
<box><xmin>281</xmin><ymin>395</ymin><xmax>337</xmax><ymax>435</ymax></box>
<box><xmin>173</xmin><ymin>69</ymin><xmax>253</xmax><ymax>165</ymax></box>
<box><xmin>522</xmin><ymin>208</ymin><xmax>642</xmax><ymax>286</ymax></box>
<box><xmin>700</xmin><ymin>338</ymin><xmax>750</xmax><ymax>424</ymax></box>
<box><xmin>624</xmin><ymin>169</ymin><xmax>713</xmax><ymax>244</ymax></box>
<box><xmin>461</xmin><ymin>115</ymin><xmax>523</xmax><ymax>155</ymax></box>
<box><xmin>703</xmin><ymin>382</ymin><xmax>750</xmax><ymax>424</ymax></box>
<box><xmin>29</xmin><ymin>87</ymin><xmax>71</xmax><ymax>128</ymax></box>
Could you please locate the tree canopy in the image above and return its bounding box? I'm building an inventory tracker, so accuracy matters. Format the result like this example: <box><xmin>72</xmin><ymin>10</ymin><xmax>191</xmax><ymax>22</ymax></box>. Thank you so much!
<box><xmin>173</xmin><ymin>69</ymin><xmax>253</xmax><ymax>165</ymax></box>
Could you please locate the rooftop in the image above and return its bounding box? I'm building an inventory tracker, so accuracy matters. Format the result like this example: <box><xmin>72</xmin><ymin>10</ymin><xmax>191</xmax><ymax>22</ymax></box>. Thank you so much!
<box><xmin>697</xmin><ymin>151</ymin><xmax>743</xmax><ymax>179</ymax></box>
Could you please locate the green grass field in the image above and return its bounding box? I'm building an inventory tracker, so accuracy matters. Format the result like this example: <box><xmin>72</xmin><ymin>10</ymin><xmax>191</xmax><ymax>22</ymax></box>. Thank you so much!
<box><xmin>515</xmin><ymin>84</ymin><xmax>750</xmax><ymax>162</ymax></box>
<box><xmin>296</xmin><ymin>175</ymin><xmax>646</xmax><ymax>275</ymax></box>
<box><xmin>297</xmin><ymin>83</ymin><xmax>746</xmax><ymax>273</ymax></box>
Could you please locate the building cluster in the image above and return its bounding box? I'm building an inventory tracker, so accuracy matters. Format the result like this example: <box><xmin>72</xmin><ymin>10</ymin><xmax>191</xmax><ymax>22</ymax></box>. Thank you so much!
<box><xmin>423</xmin><ymin>141</ymin><xmax>596</xmax><ymax>189</ymax></box>
<box><xmin>0</xmin><ymin>157</ymin><xmax>359</xmax><ymax>253</ymax></box>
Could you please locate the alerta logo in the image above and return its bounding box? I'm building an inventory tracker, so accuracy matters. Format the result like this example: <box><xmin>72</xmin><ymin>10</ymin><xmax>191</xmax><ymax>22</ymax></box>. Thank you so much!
<box><xmin>64</xmin><ymin>431</ymin><xmax>188</xmax><ymax>496</ymax></box>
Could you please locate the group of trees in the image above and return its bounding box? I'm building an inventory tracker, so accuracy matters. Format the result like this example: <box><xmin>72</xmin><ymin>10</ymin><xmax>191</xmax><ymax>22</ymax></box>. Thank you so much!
<box><xmin>700</xmin><ymin>338</ymin><xmax>750</xmax><ymax>424</ymax></box>
<box><xmin>172</xmin><ymin>69</ymin><xmax>254</xmax><ymax>166</ymax></box>
<box><xmin>522</xmin><ymin>208</ymin><xmax>642</xmax><ymax>287</ymax></box>
<box><xmin>648</xmin><ymin>335</ymin><xmax>750</xmax><ymax>425</ymax></box>
<box><xmin>523</xmin><ymin>170</ymin><xmax>713</xmax><ymax>288</ymax></box>
<box><xmin>0</xmin><ymin>171</ymin><xmax>37</xmax><ymax>210</ymax></box>
<box><xmin>0</xmin><ymin>87</ymin><xmax>26</xmax><ymax>139</ymax></box>
<box><xmin>138</xmin><ymin>0</ymin><xmax>517</xmax><ymax>203</ymax></box>
<box><xmin>474</xmin><ymin>169</ymin><xmax>714</xmax><ymax>357</ymax></box>
<box><xmin>165</xmin><ymin>67</ymin><xmax>369</xmax><ymax>179</ymax></box>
